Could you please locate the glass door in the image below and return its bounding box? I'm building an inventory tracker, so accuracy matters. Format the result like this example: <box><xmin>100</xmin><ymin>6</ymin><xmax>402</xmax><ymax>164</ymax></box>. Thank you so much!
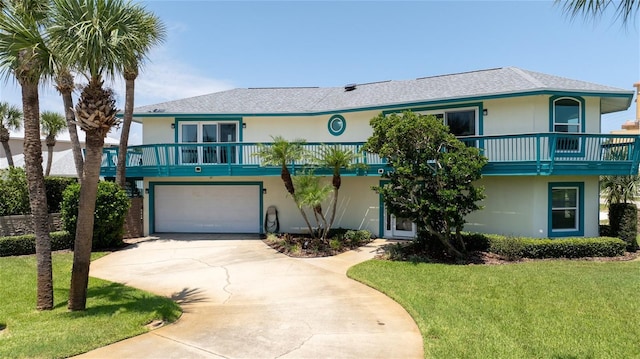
<box><xmin>202</xmin><ymin>124</ymin><xmax>218</xmax><ymax>164</ymax></box>
<box><xmin>180</xmin><ymin>124</ymin><xmax>198</xmax><ymax>164</ymax></box>
<box><xmin>384</xmin><ymin>210</ymin><xmax>416</xmax><ymax>238</ymax></box>
<box><xmin>220</xmin><ymin>123</ymin><xmax>237</xmax><ymax>164</ymax></box>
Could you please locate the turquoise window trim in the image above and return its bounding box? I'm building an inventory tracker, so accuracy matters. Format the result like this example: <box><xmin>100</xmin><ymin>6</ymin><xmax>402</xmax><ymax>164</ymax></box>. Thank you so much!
<box><xmin>382</xmin><ymin>102</ymin><xmax>484</xmax><ymax>136</ymax></box>
<box><xmin>149</xmin><ymin>181</ymin><xmax>264</xmax><ymax>235</ymax></box>
<box><xmin>173</xmin><ymin>117</ymin><xmax>244</xmax><ymax>165</ymax></box>
<box><xmin>549</xmin><ymin>95</ymin><xmax>585</xmax><ymax>132</ymax></box>
<box><xmin>548</xmin><ymin>182</ymin><xmax>584</xmax><ymax>237</ymax></box>
<box><xmin>173</xmin><ymin>117</ymin><xmax>244</xmax><ymax>143</ymax></box>
<box><xmin>328</xmin><ymin>114</ymin><xmax>346</xmax><ymax>136</ymax></box>
<box><xmin>549</xmin><ymin>96</ymin><xmax>586</xmax><ymax>157</ymax></box>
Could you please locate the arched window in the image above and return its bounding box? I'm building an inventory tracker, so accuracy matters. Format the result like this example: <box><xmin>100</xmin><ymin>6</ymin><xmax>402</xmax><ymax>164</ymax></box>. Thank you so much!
<box><xmin>551</xmin><ymin>97</ymin><xmax>583</xmax><ymax>152</ymax></box>
<box><xmin>553</xmin><ymin>98</ymin><xmax>581</xmax><ymax>134</ymax></box>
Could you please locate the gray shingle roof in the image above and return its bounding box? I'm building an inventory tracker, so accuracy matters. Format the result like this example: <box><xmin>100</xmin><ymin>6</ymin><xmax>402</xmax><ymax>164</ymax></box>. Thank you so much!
<box><xmin>134</xmin><ymin>67</ymin><xmax>633</xmax><ymax>116</ymax></box>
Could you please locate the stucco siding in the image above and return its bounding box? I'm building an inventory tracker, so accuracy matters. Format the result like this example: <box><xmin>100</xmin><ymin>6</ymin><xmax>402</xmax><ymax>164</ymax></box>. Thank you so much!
<box><xmin>465</xmin><ymin>175</ymin><xmax>600</xmax><ymax>237</ymax></box>
<box><xmin>142</xmin><ymin>117</ymin><xmax>175</xmax><ymax>144</ymax></box>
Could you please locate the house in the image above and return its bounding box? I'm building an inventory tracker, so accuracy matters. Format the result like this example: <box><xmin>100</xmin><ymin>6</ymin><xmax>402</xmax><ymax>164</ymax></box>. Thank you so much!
<box><xmin>1</xmin><ymin>128</ymin><xmax>119</xmax><ymax>177</ymax></box>
<box><xmin>100</xmin><ymin>67</ymin><xmax>638</xmax><ymax>239</ymax></box>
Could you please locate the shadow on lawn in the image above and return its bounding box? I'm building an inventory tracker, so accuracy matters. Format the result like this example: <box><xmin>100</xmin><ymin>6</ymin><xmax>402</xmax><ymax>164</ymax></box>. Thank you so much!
<box><xmin>51</xmin><ymin>282</ymin><xmax>181</xmax><ymax>321</ymax></box>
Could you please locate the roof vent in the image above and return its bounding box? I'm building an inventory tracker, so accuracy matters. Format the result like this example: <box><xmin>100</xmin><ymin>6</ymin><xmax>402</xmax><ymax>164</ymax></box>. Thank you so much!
<box><xmin>344</xmin><ymin>83</ymin><xmax>357</xmax><ymax>92</ymax></box>
<box><xmin>149</xmin><ymin>108</ymin><xmax>165</xmax><ymax>113</ymax></box>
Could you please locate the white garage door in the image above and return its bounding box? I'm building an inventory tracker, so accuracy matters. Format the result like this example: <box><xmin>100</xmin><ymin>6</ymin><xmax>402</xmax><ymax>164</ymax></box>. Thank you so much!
<box><xmin>154</xmin><ymin>184</ymin><xmax>260</xmax><ymax>233</ymax></box>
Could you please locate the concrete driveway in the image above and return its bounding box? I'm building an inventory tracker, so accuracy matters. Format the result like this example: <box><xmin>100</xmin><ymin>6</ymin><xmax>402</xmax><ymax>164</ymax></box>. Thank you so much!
<box><xmin>76</xmin><ymin>234</ymin><xmax>423</xmax><ymax>359</ymax></box>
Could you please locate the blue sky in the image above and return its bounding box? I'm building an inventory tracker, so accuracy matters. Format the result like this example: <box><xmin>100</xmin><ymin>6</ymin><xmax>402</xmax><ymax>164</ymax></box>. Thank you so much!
<box><xmin>1</xmin><ymin>1</ymin><xmax>638</xmax><ymax>144</ymax></box>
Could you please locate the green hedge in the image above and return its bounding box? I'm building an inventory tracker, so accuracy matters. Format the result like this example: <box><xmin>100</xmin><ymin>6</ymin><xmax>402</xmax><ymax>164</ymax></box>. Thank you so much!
<box><xmin>0</xmin><ymin>231</ymin><xmax>74</xmax><ymax>257</ymax></box>
<box><xmin>609</xmin><ymin>203</ymin><xmax>639</xmax><ymax>252</ymax></box>
<box><xmin>488</xmin><ymin>235</ymin><xmax>626</xmax><ymax>260</ymax></box>
<box><xmin>61</xmin><ymin>181</ymin><xmax>130</xmax><ymax>250</ymax></box>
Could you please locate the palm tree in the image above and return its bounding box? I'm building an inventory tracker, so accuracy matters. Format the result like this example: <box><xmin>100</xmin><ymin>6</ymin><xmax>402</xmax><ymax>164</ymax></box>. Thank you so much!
<box><xmin>255</xmin><ymin>136</ymin><xmax>316</xmax><ymax>234</ymax></box>
<box><xmin>292</xmin><ymin>172</ymin><xmax>332</xmax><ymax>240</ymax></box>
<box><xmin>313</xmin><ymin>145</ymin><xmax>360</xmax><ymax>238</ymax></box>
<box><xmin>48</xmin><ymin>0</ymin><xmax>165</xmax><ymax>310</ymax></box>
<box><xmin>0</xmin><ymin>0</ymin><xmax>55</xmax><ymax>310</ymax></box>
<box><xmin>0</xmin><ymin>102</ymin><xmax>23</xmax><ymax>168</ymax></box>
<box><xmin>557</xmin><ymin>0</ymin><xmax>638</xmax><ymax>24</ymax></box>
<box><xmin>256</xmin><ymin>136</ymin><xmax>306</xmax><ymax>196</ymax></box>
<box><xmin>601</xmin><ymin>175</ymin><xmax>640</xmax><ymax>205</ymax></box>
<box><xmin>55</xmin><ymin>67</ymin><xmax>83</xmax><ymax>182</ymax></box>
<box><xmin>116</xmin><ymin>11</ymin><xmax>166</xmax><ymax>188</ymax></box>
<box><xmin>40</xmin><ymin>111</ymin><xmax>66</xmax><ymax>176</ymax></box>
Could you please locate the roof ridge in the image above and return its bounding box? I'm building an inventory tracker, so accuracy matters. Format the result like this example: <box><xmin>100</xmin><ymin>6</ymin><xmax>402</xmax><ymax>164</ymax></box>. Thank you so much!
<box><xmin>508</xmin><ymin>67</ymin><xmax>546</xmax><ymax>88</ymax></box>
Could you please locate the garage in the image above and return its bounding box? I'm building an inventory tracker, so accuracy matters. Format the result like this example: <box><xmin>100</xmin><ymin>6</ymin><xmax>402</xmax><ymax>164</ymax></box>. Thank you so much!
<box><xmin>152</xmin><ymin>183</ymin><xmax>262</xmax><ymax>233</ymax></box>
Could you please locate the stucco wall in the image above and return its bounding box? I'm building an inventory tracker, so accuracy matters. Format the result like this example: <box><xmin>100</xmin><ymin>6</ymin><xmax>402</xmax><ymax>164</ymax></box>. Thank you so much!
<box><xmin>465</xmin><ymin>175</ymin><xmax>600</xmax><ymax>238</ymax></box>
<box><xmin>142</xmin><ymin>117</ymin><xmax>176</xmax><ymax>144</ymax></box>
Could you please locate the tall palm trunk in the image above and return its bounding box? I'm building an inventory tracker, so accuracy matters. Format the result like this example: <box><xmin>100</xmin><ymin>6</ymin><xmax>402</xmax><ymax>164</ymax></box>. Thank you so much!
<box><xmin>44</xmin><ymin>135</ymin><xmax>55</xmax><ymax>176</ymax></box>
<box><xmin>116</xmin><ymin>68</ymin><xmax>137</xmax><ymax>188</ymax></box>
<box><xmin>21</xmin><ymin>81</ymin><xmax>53</xmax><ymax>310</ymax></box>
<box><xmin>68</xmin><ymin>133</ymin><xmax>102</xmax><ymax>310</ymax></box>
<box><xmin>56</xmin><ymin>69</ymin><xmax>83</xmax><ymax>183</ymax></box>
<box><xmin>0</xmin><ymin>127</ymin><xmax>13</xmax><ymax>167</ymax></box>
<box><xmin>68</xmin><ymin>79</ymin><xmax>117</xmax><ymax>311</ymax></box>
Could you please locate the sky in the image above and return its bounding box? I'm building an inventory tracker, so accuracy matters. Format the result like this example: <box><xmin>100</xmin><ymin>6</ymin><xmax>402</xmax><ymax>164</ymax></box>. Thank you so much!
<box><xmin>0</xmin><ymin>0</ymin><xmax>638</xmax><ymax>145</ymax></box>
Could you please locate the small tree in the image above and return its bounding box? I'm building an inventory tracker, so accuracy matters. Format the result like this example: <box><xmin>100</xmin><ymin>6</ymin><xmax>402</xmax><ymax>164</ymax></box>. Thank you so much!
<box><xmin>312</xmin><ymin>144</ymin><xmax>361</xmax><ymax>237</ymax></box>
<box><xmin>256</xmin><ymin>136</ymin><xmax>315</xmax><ymax>234</ymax></box>
<box><xmin>364</xmin><ymin>111</ymin><xmax>488</xmax><ymax>258</ymax></box>
<box><xmin>0</xmin><ymin>102</ymin><xmax>23</xmax><ymax>168</ymax></box>
<box><xmin>292</xmin><ymin>172</ymin><xmax>332</xmax><ymax>241</ymax></box>
<box><xmin>40</xmin><ymin>111</ymin><xmax>67</xmax><ymax>176</ymax></box>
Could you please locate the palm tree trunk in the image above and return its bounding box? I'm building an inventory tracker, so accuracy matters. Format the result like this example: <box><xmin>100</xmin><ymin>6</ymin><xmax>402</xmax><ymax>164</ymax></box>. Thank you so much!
<box><xmin>61</xmin><ymin>90</ymin><xmax>84</xmax><ymax>183</ymax></box>
<box><xmin>68</xmin><ymin>132</ymin><xmax>104</xmax><ymax>311</ymax></box>
<box><xmin>21</xmin><ymin>82</ymin><xmax>53</xmax><ymax>310</ymax></box>
<box><xmin>1</xmin><ymin>139</ymin><xmax>14</xmax><ymax>167</ymax></box>
<box><xmin>45</xmin><ymin>144</ymin><xmax>53</xmax><ymax>176</ymax></box>
<box><xmin>116</xmin><ymin>73</ymin><xmax>136</xmax><ymax>188</ymax></box>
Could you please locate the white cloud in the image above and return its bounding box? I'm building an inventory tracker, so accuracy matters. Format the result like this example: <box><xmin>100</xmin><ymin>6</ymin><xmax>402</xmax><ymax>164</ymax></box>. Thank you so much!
<box><xmin>134</xmin><ymin>60</ymin><xmax>234</xmax><ymax>104</ymax></box>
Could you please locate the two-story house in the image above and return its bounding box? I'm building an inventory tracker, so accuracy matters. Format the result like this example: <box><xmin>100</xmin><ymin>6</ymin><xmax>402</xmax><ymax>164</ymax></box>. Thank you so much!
<box><xmin>101</xmin><ymin>67</ymin><xmax>638</xmax><ymax>239</ymax></box>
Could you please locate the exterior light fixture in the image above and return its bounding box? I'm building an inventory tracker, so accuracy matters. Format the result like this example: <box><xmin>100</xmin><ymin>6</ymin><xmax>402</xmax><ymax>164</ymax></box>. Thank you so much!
<box><xmin>483</xmin><ymin>109</ymin><xmax>488</xmax><ymax>116</ymax></box>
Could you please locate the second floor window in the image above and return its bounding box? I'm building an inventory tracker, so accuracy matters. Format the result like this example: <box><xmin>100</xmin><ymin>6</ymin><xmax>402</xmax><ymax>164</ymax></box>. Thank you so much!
<box><xmin>553</xmin><ymin>98</ymin><xmax>581</xmax><ymax>151</ymax></box>
<box><xmin>179</xmin><ymin>122</ymin><xmax>238</xmax><ymax>164</ymax></box>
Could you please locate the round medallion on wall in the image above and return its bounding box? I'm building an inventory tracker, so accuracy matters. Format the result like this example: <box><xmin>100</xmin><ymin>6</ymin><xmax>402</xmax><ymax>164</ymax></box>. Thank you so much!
<box><xmin>328</xmin><ymin>115</ymin><xmax>346</xmax><ymax>136</ymax></box>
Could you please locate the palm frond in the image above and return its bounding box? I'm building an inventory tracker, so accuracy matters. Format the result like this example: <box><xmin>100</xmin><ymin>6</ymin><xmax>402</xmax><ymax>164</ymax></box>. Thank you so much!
<box><xmin>48</xmin><ymin>0</ymin><xmax>166</xmax><ymax>82</ymax></box>
<box><xmin>40</xmin><ymin>110</ymin><xmax>66</xmax><ymax>136</ymax></box>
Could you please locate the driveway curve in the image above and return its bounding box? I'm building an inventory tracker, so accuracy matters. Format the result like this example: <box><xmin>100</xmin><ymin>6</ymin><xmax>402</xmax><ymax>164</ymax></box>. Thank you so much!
<box><xmin>76</xmin><ymin>234</ymin><xmax>423</xmax><ymax>359</ymax></box>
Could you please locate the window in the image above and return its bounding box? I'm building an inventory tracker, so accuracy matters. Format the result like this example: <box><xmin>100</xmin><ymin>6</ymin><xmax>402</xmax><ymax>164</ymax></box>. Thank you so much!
<box><xmin>552</xmin><ymin>97</ymin><xmax>583</xmax><ymax>152</ymax></box>
<box><xmin>178</xmin><ymin>121</ymin><xmax>238</xmax><ymax>164</ymax></box>
<box><xmin>424</xmin><ymin>109</ymin><xmax>477</xmax><ymax>146</ymax></box>
<box><xmin>548</xmin><ymin>182</ymin><xmax>584</xmax><ymax>237</ymax></box>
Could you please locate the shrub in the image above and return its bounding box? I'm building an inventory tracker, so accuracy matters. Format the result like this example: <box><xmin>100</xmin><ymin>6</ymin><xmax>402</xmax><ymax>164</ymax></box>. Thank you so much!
<box><xmin>0</xmin><ymin>167</ymin><xmax>30</xmax><ymax>216</ymax></box>
<box><xmin>490</xmin><ymin>236</ymin><xmax>525</xmax><ymax>261</ymax></box>
<box><xmin>0</xmin><ymin>231</ymin><xmax>73</xmax><ymax>257</ymax></box>
<box><xmin>61</xmin><ymin>181</ymin><xmax>130</xmax><ymax>250</ymax></box>
<box><xmin>44</xmin><ymin>177</ymin><xmax>77</xmax><ymax>213</ymax></box>
<box><xmin>343</xmin><ymin>230</ymin><xmax>372</xmax><ymax>247</ymax></box>
<box><xmin>489</xmin><ymin>236</ymin><xmax>625</xmax><ymax>260</ymax></box>
<box><xmin>609</xmin><ymin>203</ymin><xmax>638</xmax><ymax>252</ymax></box>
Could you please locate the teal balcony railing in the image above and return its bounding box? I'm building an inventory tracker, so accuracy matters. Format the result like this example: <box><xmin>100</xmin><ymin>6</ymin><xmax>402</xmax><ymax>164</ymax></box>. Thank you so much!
<box><xmin>100</xmin><ymin>133</ymin><xmax>640</xmax><ymax>178</ymax></box>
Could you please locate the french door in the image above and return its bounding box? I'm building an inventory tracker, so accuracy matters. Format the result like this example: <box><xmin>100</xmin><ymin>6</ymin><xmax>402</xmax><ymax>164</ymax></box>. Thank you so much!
<box><xmin>179</xmin><ymin>122</ymin><xmax>237</xmax><ymax>164</ymax></box>
<box><xmin>384</xmin><ymin>210</ymin><xmax>416</xmax><ymax>238</ymax></box>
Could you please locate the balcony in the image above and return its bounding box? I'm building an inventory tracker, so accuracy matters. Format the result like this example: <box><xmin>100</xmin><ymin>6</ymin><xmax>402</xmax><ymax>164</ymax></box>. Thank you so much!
<box><xmin>100</xmin><ymin>133</ymin><xmax>640</xmax><ymax>178</ymax></box>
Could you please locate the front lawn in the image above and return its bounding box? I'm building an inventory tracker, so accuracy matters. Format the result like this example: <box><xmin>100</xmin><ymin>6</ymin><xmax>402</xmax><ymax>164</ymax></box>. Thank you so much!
<box><xmin>0</xmin><ymin>252</ymin><xmax>182</xmax><ymax>358</ymax></box>
<box><xmin>348</xmin><ymin>259</ymin><xmax>640</xmax><ymax>358</ymax></box>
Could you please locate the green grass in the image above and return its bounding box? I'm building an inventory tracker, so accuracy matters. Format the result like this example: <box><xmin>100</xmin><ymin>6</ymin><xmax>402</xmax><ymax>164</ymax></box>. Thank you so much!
<box><xmin>0</xmin><ymin>252</ymin><xmax>182</xmax><ymax>359</ymax></box>
<box><xmin>348</xmin><ymin>259</ymin><xmax>640</xmax><ymax>359</ymax></box>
